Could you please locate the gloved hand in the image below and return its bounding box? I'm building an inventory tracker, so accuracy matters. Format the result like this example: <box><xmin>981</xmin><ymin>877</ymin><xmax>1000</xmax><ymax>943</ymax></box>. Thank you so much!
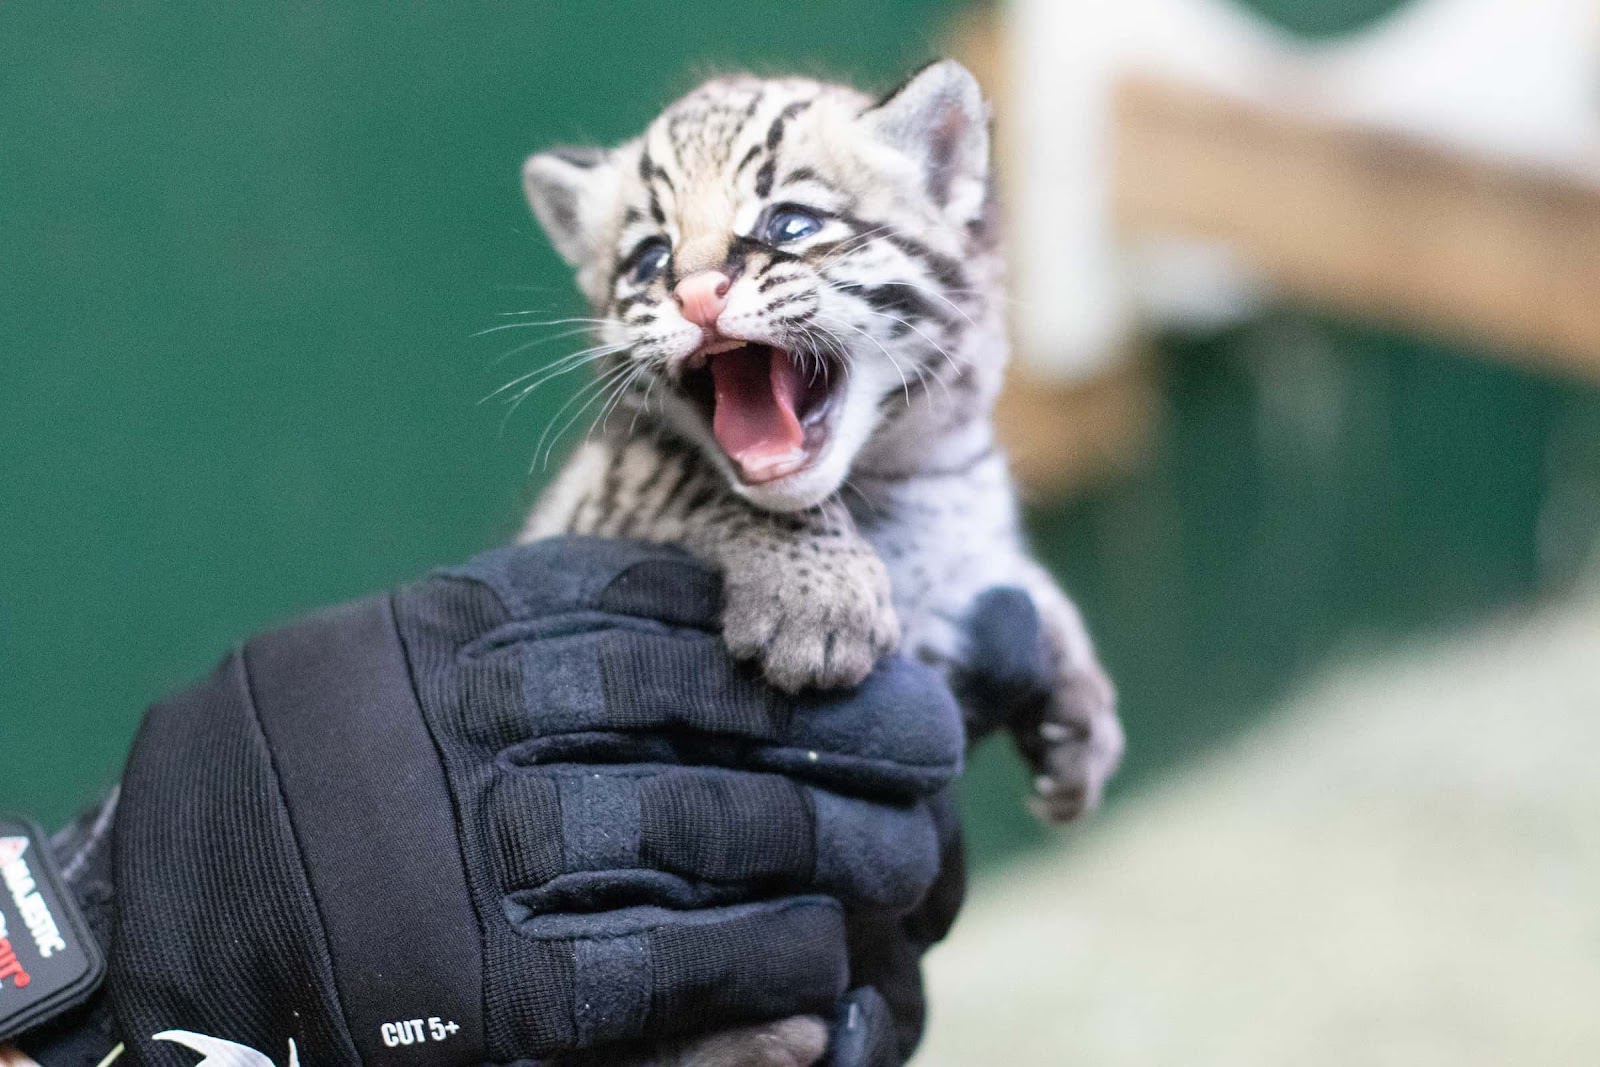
<box><xmin>77</xmin><ymin>537</ymin><xmax>965</xmax><ymax>1067</ymax></box>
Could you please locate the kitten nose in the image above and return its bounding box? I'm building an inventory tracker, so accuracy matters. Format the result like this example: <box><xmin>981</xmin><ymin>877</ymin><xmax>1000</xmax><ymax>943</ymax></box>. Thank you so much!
<box><xmin>675</xmin><ymin>271</ymin><xmax>731</xmax><ymax>329</ymax></box>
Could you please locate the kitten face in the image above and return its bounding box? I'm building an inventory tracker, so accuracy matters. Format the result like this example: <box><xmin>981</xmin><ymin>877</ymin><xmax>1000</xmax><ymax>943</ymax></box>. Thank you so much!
<box><xmin>524</xmin><ymin>62</ymin><xmax>993</xmax><ymax>512</ymax></box>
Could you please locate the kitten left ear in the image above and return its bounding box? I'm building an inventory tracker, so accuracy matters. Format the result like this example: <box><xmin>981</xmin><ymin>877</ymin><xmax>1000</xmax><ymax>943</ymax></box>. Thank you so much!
<box><xmin>862</xmin><ymin>60</ymin><xmax>990</xmax><ymax>221</ymax></box>
<box><xmin>522</xmin><ymin>145</ymin><xmax>622</xmax><ymax>267</ymax></box>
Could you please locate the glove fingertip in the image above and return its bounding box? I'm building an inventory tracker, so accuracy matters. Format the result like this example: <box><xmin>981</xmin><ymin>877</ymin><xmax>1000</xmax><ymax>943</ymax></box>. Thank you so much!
<box><xmin>826</xmin><ymin>987</ymin><xmax>899</xmax><ymax>1067</ymax></box>
<box><xmin>969</xmin><ymin>587</ymin><xmax>1048</xmax><ymax>690</ymax></box>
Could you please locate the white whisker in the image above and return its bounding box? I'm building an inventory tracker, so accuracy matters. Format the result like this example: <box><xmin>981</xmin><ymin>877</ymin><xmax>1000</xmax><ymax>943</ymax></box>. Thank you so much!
<box><xmin>628</xmin><ymin>372</ymin><xmax>661</xmax><ymax>436</ymax></box>
<box><xmin>485</xmin><ymin>325</ymin><xmax>609</xmax><ymax>368</ymax></box>
<box><xmin>531</xmin><ymin>361</ymin><xmax>637</xmax><ymax>472</ymax></box>
<box><xmin>830</xmin><ymin>293</ymin><xmax>964</xmax><ymax>389</ymax></box>
<box><xmin>482</xmin><ymin>341</ymin><xmax>631</xmax><ymax>406</ymax></box>
<box><xmin>499</xmin><ymin>352</ymin><xmax>630</xmax><ymax>436</ymax></box>
<box><xmin>590</xmin><ymin>362</ymin><xmax>652</xmax><ymax>441</ymax></box>
<box><xmin>816</xmin><ymin>310</ymin><xmax>933</xmax><ymax>408</ymax></box>
<box><xmin>473</xmin><ymin>315</ymin><xmax>611</xmax><ymax>338</ymax></box>
<box><xmin>877</xmin><ymin>278</ymin><xmax>981</xmax><ymax>330</ymax></box>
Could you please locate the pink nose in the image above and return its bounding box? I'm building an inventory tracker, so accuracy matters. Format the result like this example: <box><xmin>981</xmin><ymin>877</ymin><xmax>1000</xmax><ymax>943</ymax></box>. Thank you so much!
<box><xmin>675</xmin><ymin>271</ymin><xmax>730</xmax><ymax>329</ymax></box>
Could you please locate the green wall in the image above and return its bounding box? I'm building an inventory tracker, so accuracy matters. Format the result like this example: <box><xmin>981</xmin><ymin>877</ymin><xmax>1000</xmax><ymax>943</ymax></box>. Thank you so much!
<box><xmin>0</xmin><ymin>3</ymin><xmax>967</xmax><ymax>828</ymax></box>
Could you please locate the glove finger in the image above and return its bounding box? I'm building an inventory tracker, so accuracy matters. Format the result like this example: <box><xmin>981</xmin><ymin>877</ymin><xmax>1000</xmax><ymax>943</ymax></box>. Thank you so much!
<box><xmin>437</xmin><ymin>536</ymin><xmax>725</xmax><ymax>630</ymax></box>
<box><xmin>402</xmin><ymin>538</ymin><xmax>719</xmax><ymax>669</ymax></box>
<box><xmin>951</xmin><ymin>586</ymin><xmax>1053</xmax><ymax>742</ymax></box>
<box><xmin>902</xmin><ymin>787</ymin><xmax>967</xmax><ymax>948</ymax></box>
<box><xmin>827</xmin><ymin>987</ymin><xmax>901</xmax><ymax>1067</ymax></box>
<box><xmin>501</xmin><ymin>629</ymin><xmax>963</xmax><ymax>798</ymax></box>
<box><xmin>391</xmin><ymin>541</ymin><xmax>731</xmax><ymax>758</ymax></box>
<box><xmin>484</xmin><ymin>766</ymin><xmax>941</xmax><ymax>911</ymax></box>
<box><xmin>840</xmin><ymin>789</ymin><xmax>966</xmax><ymax>1063</ymax></box>
<box><xmin>506</xmin><ymin>896</ymin><xmax>849</xmax><ymax>1049</ymax></box>
<box><xmin>400</xmin><ymin>545</ymin><xmax>964</xmax><ymax>799</ymax></box>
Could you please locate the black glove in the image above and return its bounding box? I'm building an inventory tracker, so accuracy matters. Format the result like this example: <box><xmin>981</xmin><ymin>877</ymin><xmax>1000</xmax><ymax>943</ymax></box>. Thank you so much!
<box><xmin>72</xmin><ymin>537</ymin><xmax>964</xmax><ymax>1067</ymax></box>
<box><xmin>951</xmin><ymin>586</ymin><xmax>1056</xmax><ymax>745</ymax></box>
<box><xmin>831</xmin><ymin>783</ymin><xmax>964</xmax><ymax>1064</ymax></box>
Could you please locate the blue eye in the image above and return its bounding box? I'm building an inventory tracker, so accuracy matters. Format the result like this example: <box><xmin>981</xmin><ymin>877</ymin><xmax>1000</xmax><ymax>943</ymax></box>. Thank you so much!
<box><xmin>764</xmin><ymin>207</ymin><xmax>823</xmax><ymax>244</ymax></box>
<box><xmin>629</xmin><ymin>241</ymin><xmax>670</xmax><ymax>285</ymax></box>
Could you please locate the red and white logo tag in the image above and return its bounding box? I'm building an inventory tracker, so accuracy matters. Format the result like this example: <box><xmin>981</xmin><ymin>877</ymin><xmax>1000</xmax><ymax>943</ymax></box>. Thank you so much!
<box><xmin>0</xmin><ymin>838</ymin><xmax>27</xmax><ymax>868</ymax></box>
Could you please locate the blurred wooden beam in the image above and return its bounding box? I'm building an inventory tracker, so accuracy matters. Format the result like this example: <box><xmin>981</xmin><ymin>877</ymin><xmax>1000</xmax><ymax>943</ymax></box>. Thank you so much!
<box><xmin>995</xmin><ymin>360</ymin><xmax>1158</xmax><ymax>500</ymax></box>
<box><xmin>951</xmin><ymin>10</ymin><xmax>1158</xmax><ymax>500</ymax></box>
<box><xmin>1114</xmin><ymin>76</ymin><xmax>1600</xmax><ymax>382</ymax></box>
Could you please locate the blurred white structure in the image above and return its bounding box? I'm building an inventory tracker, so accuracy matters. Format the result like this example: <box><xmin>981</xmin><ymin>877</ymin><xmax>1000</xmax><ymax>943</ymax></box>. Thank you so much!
<box><xmin>1006</xmin><ymin>0</ymin><xmax>1600</xmax><ymax>380</ymax></box>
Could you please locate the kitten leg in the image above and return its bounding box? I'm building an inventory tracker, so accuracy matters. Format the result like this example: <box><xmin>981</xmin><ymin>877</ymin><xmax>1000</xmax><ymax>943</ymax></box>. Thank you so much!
<box><xmin>684</xmin><ymin>498</ymin><xmax>899</xmax><ymax>693</ymax></box>
<box><xmin>1013</xmin><ymin>564</ymin><xmax>1125</xmax><ymax>823</ymax></box>
<box><xmin>528</xmin><ymin>438</ymin><xmax>897</xmax><ymax>691</ymax></box>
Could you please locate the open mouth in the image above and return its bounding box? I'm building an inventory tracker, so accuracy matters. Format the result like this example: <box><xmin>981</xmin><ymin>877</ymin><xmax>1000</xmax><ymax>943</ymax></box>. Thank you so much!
<box><xmin>680</xmin><ymin>343</ymin><xmax>838</xmax><ymax>484</ymax></box>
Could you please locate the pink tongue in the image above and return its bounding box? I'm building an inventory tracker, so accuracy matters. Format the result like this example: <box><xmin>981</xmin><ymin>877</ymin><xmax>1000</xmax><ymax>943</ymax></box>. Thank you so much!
<box><xmin>710</xmin><ymin>346</ymin><xmax>805</xmax><ymax>479</ymax></box>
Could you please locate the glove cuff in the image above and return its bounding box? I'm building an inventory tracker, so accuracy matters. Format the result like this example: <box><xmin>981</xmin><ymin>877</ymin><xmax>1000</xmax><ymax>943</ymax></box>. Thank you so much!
<box><xmin>109</xmin><ymin>594</ymin><xmax>487</xmax><ymax>1067</ymax></box>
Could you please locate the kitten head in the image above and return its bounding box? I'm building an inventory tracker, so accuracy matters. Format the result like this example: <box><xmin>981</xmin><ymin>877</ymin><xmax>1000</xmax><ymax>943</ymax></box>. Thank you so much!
<box><xmin>523</xmin><ymin>62</ymin><xmax>997</xmax><ymax>512</ymax></box>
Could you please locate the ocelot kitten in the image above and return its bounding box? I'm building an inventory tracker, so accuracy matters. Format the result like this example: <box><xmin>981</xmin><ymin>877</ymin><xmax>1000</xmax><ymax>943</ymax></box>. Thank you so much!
<box><xmin>519</xmin><ymin>62</ymin><xmax>1124</xmax><ymax>1067</ymax></box>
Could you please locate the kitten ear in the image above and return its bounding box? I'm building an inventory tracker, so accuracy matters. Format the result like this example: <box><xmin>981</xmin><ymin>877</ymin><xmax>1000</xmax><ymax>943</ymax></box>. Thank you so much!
<box><xmin>522</xmin><ymin>146</ymin><xmax>621</xmax><ymax>267</ymax></box>
<box><xmin>862</xmin><ymin>60</ymin><xmax>989</xmax><ymax>220</ymax></box>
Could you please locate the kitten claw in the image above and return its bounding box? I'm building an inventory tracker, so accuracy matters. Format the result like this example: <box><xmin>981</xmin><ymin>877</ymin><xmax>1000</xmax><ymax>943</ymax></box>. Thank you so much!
<box><xmin>1025</xmin><ymin>646</ymin><xmax>1123</xmax><ymax>825</ymax></box>
<box><xmin>722</xmin><ymin>549</ymin><xmax>899</xmax><ymax>692</ymax></box>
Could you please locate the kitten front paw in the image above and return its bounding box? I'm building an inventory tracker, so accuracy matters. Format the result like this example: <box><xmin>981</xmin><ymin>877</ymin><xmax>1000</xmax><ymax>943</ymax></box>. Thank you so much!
<box><xmin>722</xmin><ymin>549</ymin><xmax>900</xmax><ymax>693</ymax></box>
<box><xmin>1024</xmin><ymin>661</ymin><xmax>1123</xmax><ymax>823</ymax></box>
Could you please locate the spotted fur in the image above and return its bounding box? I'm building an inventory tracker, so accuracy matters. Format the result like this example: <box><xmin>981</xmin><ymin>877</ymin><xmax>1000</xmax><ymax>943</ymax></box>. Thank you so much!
<box><xmin>520</xmin><ymin>62</ymin><xmax>1124</xmax><ymax>1067</ymax></box>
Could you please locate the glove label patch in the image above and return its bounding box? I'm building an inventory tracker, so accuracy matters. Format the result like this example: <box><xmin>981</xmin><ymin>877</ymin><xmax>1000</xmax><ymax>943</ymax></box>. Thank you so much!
<box><xmin>2</xmin><ymin>837</ymin><xmax>68</xmax><ymax>964</ymax></box>
<box><xmin>380</xmin><ymin>1017</ymin><xmax>463</xmax><ymax>1047</ymax></box>
<box><xmin>0</xmin><ymin>817</ymin><xmax>106</xmax><ymax>1043</ymax></box>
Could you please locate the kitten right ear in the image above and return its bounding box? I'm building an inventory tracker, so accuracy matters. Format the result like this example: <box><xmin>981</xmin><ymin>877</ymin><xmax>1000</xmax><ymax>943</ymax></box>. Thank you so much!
<box><xmin>862</xmin><ymin>60</ymin><xmax>989</xmax><ymax>222</ymax></box>
<box><xmin>522</xmin><ymin>146</ymin><xmax>620</xmax><ymax>267</ymax></box>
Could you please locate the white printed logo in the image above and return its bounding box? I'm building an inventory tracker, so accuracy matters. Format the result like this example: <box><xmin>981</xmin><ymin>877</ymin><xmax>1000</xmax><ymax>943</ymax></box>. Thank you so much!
<box><xmin>381</xmin><ymin>1017</ymin><xmax>461</xmax><ymax>1046</ymax></box>
<box><xmin>0</xmin><ymin>837</ymin><xmax>66</xmax><ymax>959</ymax></box>
<box><xmin>153</xmin><ymin>1031</ymin><xmax>299</xmax><ymax>1067</ymax></box>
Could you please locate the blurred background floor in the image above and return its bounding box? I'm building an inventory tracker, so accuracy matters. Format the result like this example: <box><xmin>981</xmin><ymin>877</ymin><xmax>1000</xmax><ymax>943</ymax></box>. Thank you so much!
<box><xmin>923</xmin><ymin>584</ymin><xmax>1600</xmax><ymax>1065</ymax></box>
